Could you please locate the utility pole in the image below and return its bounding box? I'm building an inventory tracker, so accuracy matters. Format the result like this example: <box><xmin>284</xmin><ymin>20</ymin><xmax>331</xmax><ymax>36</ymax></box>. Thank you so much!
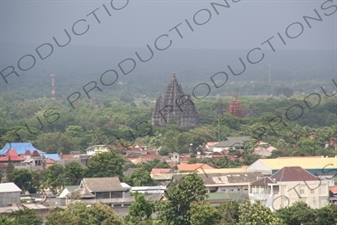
<box><xmin>268</xmin><ymin>64</ymin><xmax>271</xmax><ymax>85</ymax></box>
<box><xmin>51</xmin><ymin>73</ymin><xmax>56</xmax><ymax>99</ymax></box>
<box><xmin>218</xmin><ymin>117</ymin><xmax>220</xmax><ymax>142</ymax></box>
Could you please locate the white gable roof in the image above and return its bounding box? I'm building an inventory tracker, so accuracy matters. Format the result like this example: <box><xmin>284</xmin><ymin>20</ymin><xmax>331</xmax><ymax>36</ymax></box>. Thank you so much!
<box><xmin>0</xmin><ymin>182</ymin><xmax>22</xmax><ymax>193</ymax></box>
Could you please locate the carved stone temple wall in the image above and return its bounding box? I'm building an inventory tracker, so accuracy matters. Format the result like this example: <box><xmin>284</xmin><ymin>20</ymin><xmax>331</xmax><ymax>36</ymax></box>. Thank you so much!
<box><xmin>152</xmin><ymin>73</ymin><xmax>199</xmax><ymax>127</ymax></box>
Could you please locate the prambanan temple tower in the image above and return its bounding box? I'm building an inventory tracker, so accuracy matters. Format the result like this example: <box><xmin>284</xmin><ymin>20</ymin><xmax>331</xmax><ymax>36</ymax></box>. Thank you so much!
<box><xmin>152</xmin><ymin>73</ymin><xmax>199</xmax><ymax>127</ymax></box>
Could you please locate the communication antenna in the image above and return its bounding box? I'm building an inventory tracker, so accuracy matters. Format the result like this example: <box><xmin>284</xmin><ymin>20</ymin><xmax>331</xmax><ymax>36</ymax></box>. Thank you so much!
<box><xmin>51</xmin><ymin>73</ymin><xmax>55</xmax><ymax>99</ymax></box>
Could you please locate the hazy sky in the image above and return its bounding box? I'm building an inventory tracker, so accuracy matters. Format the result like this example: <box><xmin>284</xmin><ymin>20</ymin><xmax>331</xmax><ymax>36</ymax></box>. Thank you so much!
<box><xmin>0</xmin><ymin>0</ymin><xmax>336</xmax><ymax>93</ymax></box>
<box><xmin>1</xmin><ymin>0</ymin><xmax>336</xmax><ymax>50</ymax></box>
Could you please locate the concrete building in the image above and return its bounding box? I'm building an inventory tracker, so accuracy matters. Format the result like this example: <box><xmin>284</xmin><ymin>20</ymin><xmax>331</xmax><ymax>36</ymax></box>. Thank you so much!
<box><xmin>249</xmin><ymin>166</ymin><xmax>330</xmax><ymax>211</ymax></box>
<box><xmin>85</xmin><ymin>145</ymin><xmax>110</xmax><ymax>156</ymax></box>
<box><xmin>246</xmin><ymin>156</ymin><xmax>337</xmax><ymax>186</ymax></box>
<box><xmin>171</xmin><ymin>171</ymin><xmax>263</xmax><ymax>194</ymax></box>
<box><xmin>0</xmin><ymin>182</ymin><xmax>22</xmax><ymax>207</ymax></box>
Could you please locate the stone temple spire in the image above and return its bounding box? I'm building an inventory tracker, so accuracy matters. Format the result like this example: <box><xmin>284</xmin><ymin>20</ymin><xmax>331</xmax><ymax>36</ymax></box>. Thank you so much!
<box><xmin>152</xmin><ymin>73</ymin><xmax>199</xmax><ymax>127</ymax></box>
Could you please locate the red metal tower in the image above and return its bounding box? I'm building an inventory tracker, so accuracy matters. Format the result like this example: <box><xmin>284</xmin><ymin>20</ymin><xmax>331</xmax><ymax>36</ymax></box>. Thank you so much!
<box><xmin>51</xmin><ymin>73</ymin><xmax>55</xmax><ymax>99</ymax></box>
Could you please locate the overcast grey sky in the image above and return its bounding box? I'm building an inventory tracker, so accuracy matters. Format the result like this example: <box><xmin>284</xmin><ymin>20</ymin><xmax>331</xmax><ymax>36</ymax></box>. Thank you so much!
<box><xmin>1</xmin><ymin>0</ymin><xmax>336</xmax><ymax>50</ymax></box>
<box><xmin>0</xmin><ymin>0</ymin><xmax>336</xmax><ymax>93</ymax></box>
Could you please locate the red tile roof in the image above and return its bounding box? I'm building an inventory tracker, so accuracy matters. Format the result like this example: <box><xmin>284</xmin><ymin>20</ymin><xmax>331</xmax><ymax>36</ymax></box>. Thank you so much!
<box><xmin>45</xmin><ymin>158</ymin><xmax>56</xmax><ymax>164</ymax></box>
<box><xmin>0</xmin><ymin>149</ymin><xmax>25</xmax><ymax>162</ymax></box>
<box><xmin>168</xmin><ymin>162</ymin><xmax>178</xmax><ymax>168</ymax></box>
<box><xmin>61</xmin><ymin>154</ymin><xmax>74</xmax><ymax>160</ymax></box>
<box><xmin>177</xmin><ymin>163</ymin><xmax>214</xmax><ymax>171</ymax></box>
<box><xmin>180</xmin><ymin>156</ymin><xmax>190</xmax><ymax>162</ymax></box>
<box><xmin>330</xmin><ymin>186</ymin><xmax>337</xmax><ymax>193</ymax></box>
<box><xmin>151</xmin><ymin>168</ymin><xmax>171</xmax><ymax>174</ymax></box>
<box><xmin>271</xmin><ymin>166</ymin><xmax>319</xmax><ymax>182</ymax></box>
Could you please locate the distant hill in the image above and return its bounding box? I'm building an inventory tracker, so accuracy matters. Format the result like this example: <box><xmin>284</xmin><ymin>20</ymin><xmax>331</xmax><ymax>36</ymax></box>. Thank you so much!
<box><xmin>1</xmin><ymin>44</ymin><xmax>335</xmax><ymax>101</ymax></box>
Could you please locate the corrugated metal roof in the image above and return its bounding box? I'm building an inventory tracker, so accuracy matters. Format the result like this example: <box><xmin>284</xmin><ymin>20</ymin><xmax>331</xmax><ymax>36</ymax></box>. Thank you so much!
<box><xmin>131</xmin><ymin>186</ymin><xmax>166</xmax><ymax>192</ymax></box>
<box><xmin>172</xmin><ymin>172</ymin><xmax>263</xmax><ymax>185</ymax></box>
<box><xmin>213</xmin><ymin>136</ymin><xmax>250</xmax><ymax>148</ymax></box>
<box><xmin>259</xmin><ymin>157</ymin><xmax>337</xmax><ymax>170</ymax></box>
<box><xmin>0</xmin><ymin>182</ymin><xmax>22</xmax><ymax>193</ymax></box>
<box><xmin>196</xmin><ymin>167</ymin><xmax>246</xmax><ymax>174</ymax></box>
<box><xmin>0</xmin><ymin>143</ymin><xmax>44</xmax><ymax>155</ymax></box>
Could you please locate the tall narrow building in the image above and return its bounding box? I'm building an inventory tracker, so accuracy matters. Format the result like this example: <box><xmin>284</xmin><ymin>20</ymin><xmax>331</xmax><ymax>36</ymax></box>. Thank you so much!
<box><xmin>152</xmin><ymin>73</ymin><xmax>199</xmax><ymax>127</ymax></box>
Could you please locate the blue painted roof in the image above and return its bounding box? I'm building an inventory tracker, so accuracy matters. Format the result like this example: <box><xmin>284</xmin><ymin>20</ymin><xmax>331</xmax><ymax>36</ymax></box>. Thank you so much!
<box><xmin>0</xmin><ymin>143</ymin><xmax>45</xmax><ymax>155</ymax></box>
<box><xmin>45</xmin><ymin>154</ymin><xmax>60</xmax><ymax>161</ymax></box>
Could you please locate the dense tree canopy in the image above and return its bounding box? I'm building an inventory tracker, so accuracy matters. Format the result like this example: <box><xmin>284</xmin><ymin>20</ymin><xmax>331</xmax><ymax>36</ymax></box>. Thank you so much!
<box><xmin>84</xmin><ymin>151</ymin><xmax>125</xmax><ymax>179</ymax></box>
<box><xmin>46</xmin><ymin>203</ymin><xmax>124</xmax><ymax>225</ymax></box>
<box><xmin>0</xmin><ymin>209</ymin><xmax>43</xmax><ymax>225</ymax></box>
<box><xmin>125</xmin><ymin>192</ymin><xmax>155</xmax><ymax>224</ymax></box>
<box><xmin>157</xmin><ymin>172</ymin><xmax>207</xmax><ymax>225</ymax></box>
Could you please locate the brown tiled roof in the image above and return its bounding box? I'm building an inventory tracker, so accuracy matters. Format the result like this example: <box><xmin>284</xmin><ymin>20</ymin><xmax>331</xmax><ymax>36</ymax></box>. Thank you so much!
<box><xmin>71</xmin><ymin>187</ymin><xmax>95</xmax><ymax>198</ymax></box>
<box><xmin>82</xmin><ymin>177</ymin><xmax>128</xmax><ymax>192</ymax></box>
<box><xmin>251</xmin><ymin>177</ymin><xmax>274</xmax><ymax>186</ymax></box>
<box><xmin>61</xmin><ymin>154</ymin><xmax>74</xmax><ymax>160</ymax></box>
<box><xmin>24</xmin><ymin>150</ymin><xmax>31</xmax><ymax>155</ymax></box>
<box><xmin>180</xmin><ymin>156</ymin><xmax>190</xmax><ymax>162</ymax></box>
<box><xmin>126</xmin><ymin>153</ymin><xmax>142</xmax><ymax>158</ymax></box>
<box><xmin>142</xmin><ymin>155</ymin><xmax>161</xmax><ymax>160</ymax></box>
<box><xmin>270</xmin><ymin>166</ymin><xmax>319</xmax><ymax>182</ymax></box>
<box><xmin>31</xmin><ymin>150</ymin><xmax>40</xmax><ymax>156</ymax></box>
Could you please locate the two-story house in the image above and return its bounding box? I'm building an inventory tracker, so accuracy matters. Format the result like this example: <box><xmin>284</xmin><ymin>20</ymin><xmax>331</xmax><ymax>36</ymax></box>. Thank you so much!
<box><xmin>249</xmin><ymin>166</ymin><xmax>329</xmax><ymax>211</ymax></box>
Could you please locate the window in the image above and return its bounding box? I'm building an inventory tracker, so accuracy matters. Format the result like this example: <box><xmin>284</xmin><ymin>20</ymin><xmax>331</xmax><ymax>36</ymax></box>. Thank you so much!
<box><xmin>300</xmin><ymin>189</ymin><xmax>304</xmax><ymax>194</ymax></box>
<box><xmin>273</xmin><ymin>186</ymin><xmax>279</xmax><ymax>194</ymax></box>
<box><xmin>111</xmin><ymin>191</ymin><xmax>123</xmax><ymax>198</ymax></box>
<box><xmin>96</xmin><ymin>192</ymin><xmax>110</xmax><ymax>198</ymax></box>
<box><xmin>310</xmin><ymin>189</ymin><xmax>315</xmax><ymax>194</ymax></box>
